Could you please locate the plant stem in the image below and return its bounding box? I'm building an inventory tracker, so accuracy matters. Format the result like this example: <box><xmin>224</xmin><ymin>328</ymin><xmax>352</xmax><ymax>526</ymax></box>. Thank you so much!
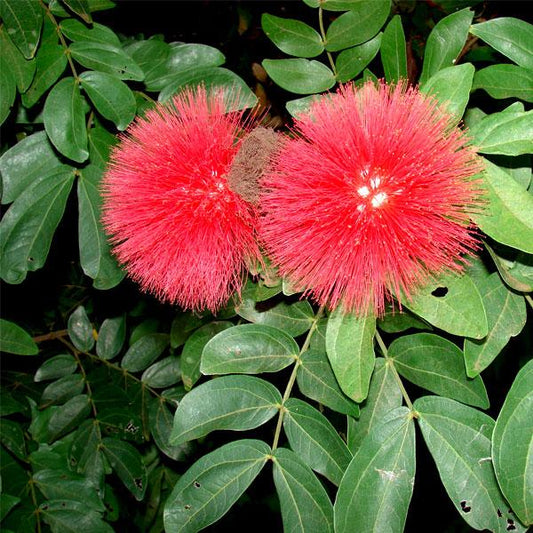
<box><xmin>33</xmin><ymin>329</ymin><xmax>69</xmax><ymax>343</ymax></box>
<box><xmin>318</xmin><ymin>7</ymin><xmax>337</xmax><ymax>77</ymax></box>
<box><xmin>525</xmin><ymin>294</ymin><xmax>533</xmax><ymax>311</ymax></box>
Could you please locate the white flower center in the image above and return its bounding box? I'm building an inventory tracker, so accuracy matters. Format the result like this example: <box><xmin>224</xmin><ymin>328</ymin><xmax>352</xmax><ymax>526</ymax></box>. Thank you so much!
<box><xmin>356</xmin><ymin>172</ymin><xmax>388</xmax><ymax>212</ymax></box>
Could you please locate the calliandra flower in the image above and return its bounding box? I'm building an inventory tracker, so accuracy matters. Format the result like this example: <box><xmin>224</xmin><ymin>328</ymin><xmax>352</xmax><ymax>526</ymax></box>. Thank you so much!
<box><xmin>260</xmin><ymin>80</ymin><xmax>484</xmax><ymax>316</ymax></box>
<box><xmin>102</xmin><ymin>87</ymin><xmax>264</xmax><ymax>312</ymax></box>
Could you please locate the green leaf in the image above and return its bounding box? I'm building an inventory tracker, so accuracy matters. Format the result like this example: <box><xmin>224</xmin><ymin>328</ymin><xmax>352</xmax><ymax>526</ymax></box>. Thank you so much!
<box><xmin>472</xmin><ymin>162</ymin><xmax>533</xmax><ymax>253</ymax></box>
<box><xmin>235</xmin><ymin>299</ymin><xmax>315</xmax><ymax>337</ymax></box>
<box><xmin>69</xmin><ymin>41</ymin><xmax>144</xmax><ymax>81</ymax></box>
<box><xmin>464</xmin><ymin>273</ymin><xmax>527</xmax><ymax>377</ymax></box>
<box><xmin>59</xmin><ymin>18</ymin><xmax>120</xmax><ymax>46</ymax></box>
<box><xmin>380</xmin><ymin>15</ymin><xmax>407</xmax><ymax>82</ymax></box>
<box><xmin>262</xmin><ymin>13</ymin><xmax>324</xmax><ymax>58</ymax></box>
<box><xmin>141</xmin><ymin>356</ymin><xmax>181</xmax><ymax>388</ymax></box>
<box><xmin>0</xmin><ymin>319</ymin><xmax>38</xmax><ymax>355</ymax></box>
<box><xmin>492</xmin><ymin>360</ymin><xmax>533</xmax><ymax>525</ymax></box>
<box><xmin>0</xmin><ymin>390</ymin><xmax>26</xmax><ymax>416</ymax></box>
<box><xmin>164</xmin><ymin>439</ymin><xmax>270</xmax><ymax>533</ymax></box>
<box><xmin>0</xmin><ymin>57</ymin><xmax>15</xmax><ymax>126</ymax></box>
<box><xmin>0</xmin><ymin>419</ymin><xmax>26</xmax><ymax>459</ymax></box>
<box><xmin>419</xmin><ymin>8</ymin><xmax>474</xmax><ymax>84</ymax></box>
<box><xmin>40</xmin><ymin>500</ymin><xmax>113</xmax><ymax>533</ymax></box>
<box><xmin>486</xmin><ymin>244</ymin><xmax>533</xmax><ymax>293</ymax></box>
<box><xmin>62</xmin><ymin>0</ymin><xmax>92</xmax><ymax>23</ymax></box>
<box><xmin>415</xmin><ymin>396</ymin><xmax>525</xmax><ymax>532</ymax></box>
<box><xmin>377</xmin><ymin>307</ymin><xmax>429</xmax><ymax>333</ymax></box>
<box><xmin>47</xmin><ymin>394</ymin><xmax>91</xmax><ymax>443</ymax></box>
<box><xmin>470</xmin><ymin>17</ymin><xmax>533</xmax><ymax>70</ymax></box>
<box><xmin>473</xmin><ymin>64</ymin><xmax>533</xmax><ymax>103</ymax></box>
<box><xmin>169</xmin><ymin>375</ymin><xmax>281</xmax><ymax>445</ymax></box>
<box><xmin>262</xmin><ymin>58</ymin><xmax>336</xmax><ymax>95</ymax></box>
<box><xmin>420</xmin><ymin>63</ymin><xmax>474</xmax><ymax>121</ymax></box>
<box><xmin>470</xmin><ymin>109</ymin><xmax>533</xmax><ymax>156</ymax></box>
<box><xmin>43</xmin><ymin>77</ymin><xmax>89</xmax><ymax>163</ymax></box>
<box><xmin>41</xmin><ymin>374</ymin><xmax>84</xmax><ymax>406</ymax></box>
<box><xmin>77</xmin><ymin>165</ymin><xmax>124</xmax><ymax>288</ymax></box>
<box><xmin>181</xmin><ymin>321</ymin><xmax>232</xmax><ymax>390</ymax></box>
<box><xmin>101</xmin><ymin>438</ymin><xmax>147</xmax><ymax>501</ymax></box>
<box><xmin>273</xmin><ymin>447</ymin><xmax>334</xmax><ymax>533</ymax></box>
<box><xmin>68</xmin><ymin>305</ymin><xmax>94</xmax><ymax>352</ymax></box>
<box><xmin>88</xmin><ymin>121</ymin><xmax>117</xmax><ymax>169</ymax></box>
<box><xmin>325</xmin><ymin>0</ymin><xmax>390</xmax><ymax>52</ymax></box>
<box><xmin>335</xmin><ymin>407</ymin><xmax>415</xmax><ymax>532</ymax></box>
<box><xmin>0</xmin><ymin>0</ymin><xmax>43</xmax><ymax>59</ymax></box>
<box><xmin>124</xmin><ymin>39</ymin><xmax>170</xmax><ymax>85</ymax></box>
<box><xmin>0</xmin><ymin>493</ymin><xmax>20</xmax><ymax>522</ymax></box>
<box><xmin>201</xmin><ymin>324</ymin><xmax>298</xmax><ymax>375</ymax></box>
<box><xmin>96</xmin><ymin>315</ymin><xmax>126</xmax><ymax>360</ymax></box>
<box><xmin>0</xmin><ymin>26</ymin><xmax>36</xmax><ymax>92</ymax></box>
<box><xmin>0</xmin><ymin>166</ymin><xmax>75</xmax><ymax>284</ymax></box>
<box><xmin>389</xmin><ymin>333</ymin><xmax>489</xmax><ymax>408</ymax></box>
<box><xmin>286</xmin><ymin>93</ymin><xmax>329</xmax><ymax>117</ymax></box>
<box><xmin>325</xmin><ymin>309</ymin><xmax>375</xmax><ymax>402</ymax></box>
<box><xmin>347</xmin><ymin>358</ymin><xmax>403</xmax><ymax>453</ymax></box>
<box><xmin>335</xmin><ymin>33</ymin><xmax>382</xmax><ymax>83</ymax></box>
<box><xmin>79</xmin><ymin>71</ymin><xmax>136</xmax><ymax>130</ymax></box>
<box><xmin>35</xmin><ymin>354</ymin><xmax>77</xmax><ymax>381</ymax></box>
<box><xmin>121</xmin><ymin>333</ymin><xmax>169</xmax><ymax>372</ymax></box>
<box><xmin>284</xmin><ymin>398</ymin><xmax>351</xmax><ymax>486</ymax></box>
<box><xmin>170</xmin><ymin>313</ymin><xmax>204</xmax><ymax>349</ymax></box>
<box><xmin>403</xmin><ymin>271</ymin><xmax>488</xmax><ymax>339</ymax></box>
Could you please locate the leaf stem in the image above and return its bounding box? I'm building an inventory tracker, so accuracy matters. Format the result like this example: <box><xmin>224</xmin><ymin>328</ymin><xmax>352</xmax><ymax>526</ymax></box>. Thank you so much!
<box><xmin>318</xmin><ymin>7</ymin><xmax>337</xmax><ymax>77</ymax></box>
<box><xmin>525</xmin><ymin>294</ymin><xmax>533</xmax><ymax>310</ymax></box>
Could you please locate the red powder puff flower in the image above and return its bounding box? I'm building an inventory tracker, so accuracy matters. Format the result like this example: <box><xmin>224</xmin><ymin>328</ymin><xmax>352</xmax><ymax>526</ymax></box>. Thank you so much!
<box><xmin>102</xmin><ymin>87</ymin><xmax>262</xmax><ymax>312</ymax></box>
<box><xmin>260</xmin><ymin>81</ymin><xmax>484</xmax><ymax>316</ymax></box>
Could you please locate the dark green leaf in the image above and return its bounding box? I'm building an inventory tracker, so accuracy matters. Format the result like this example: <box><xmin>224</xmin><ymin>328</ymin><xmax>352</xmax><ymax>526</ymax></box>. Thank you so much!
<box><xmin>169</xmin><ymin>375</ymin><xmax>281</xmax><ymax>445</ymax></box>
<box><xmin>492</xmin><ymin>360</ymin><xmax>533</xmax><ymax>525</ymax></box>
<box><xmin>273</xmin><ymin>447</ymin><xmax>334</xmax><ymax>533</ymax></box>
<box><xmin>88</xmin><ymin>121</ymin><xmax>117</xmax><ymax>169</ymax></box>
<box><xmin>0</xmin><ymin>319</ymin><xmax>38</xmax><ymax>355</ymax></box>
<box><xmin>0</xmin><ymin>26</ymin><xmax>36</xmax><ymax>92</ymax></box>
<box><xmin>41</xmin><ymin>374</ymin><xmax>84</xmax><ymax>405</ymax></box>
<box><xmin>486</xmin><ymin>244</ymin><xmax>533</xmax><ymax>293</ymax></box>
<box><xmin>0</xmin><ymin>57</ymin><xmax>15</xmax><ymax>125</ymax></box>
<box><xmin>262</xmin><ymin>13</ymin><xmax>324</xmax><ymax>58</ymax></box>
<box><xmin>170</xmin><ymin>313</ymin><xmax>204</xmax><ymax>349</ymax></box>
<box><xmin>380</xmin><ymin>15</ymin><xmax>407</xmax><ymax>82</ymax></box>
<box><xmin>335</xmin><ymin>33</ymin><xmax>382</xmax><ymax>83</ymax></box>
<box><xmin>47</xmin><ymin>394</ymin><xmax>91</xmax><ymax>443</ymax></box>
<box><xmin>69</xmin><ymin>419</ymin><xmax>104</xmax><ymax>481</ymax></box>
<box><xmin>0</xmin><ymin>390</ymin><xmax>26</xmax><ymax>416</ymax></box>
<box><xmin>0</xmin><ymin>166</ymin><xmax>75</xmax><ymax>284</ymax></box>
<box><xmin>62</xmin><ymin>0</ymin><xmax>92</xmax><ymax>23</ymax></box>
<box><xmin>142</xmin><ymin>356</ymin><xmax>181</xmax><ymax>388</ymax></box>
<box><xmin>96</xmin><ymin>315</ymin><xmax>126</xmax><ymax>360</ymax></box>
<box><xmin>164</xmin><ymin>439</ymin><xmax>270</xmax><ymax>533</ymax></box>
<box><xmin>335</xmin><ymin>407</ymin><xmax>415</xmax><ymax>532</ymax></box>
<box><xmin>59</xmin><ymin>19</ymin><xmax>120</xmax><ymax>46</ymax></box>
<box><xmin>0</xmin><ymin>0</ymin><xmax>43</xmax><ymax>59</ymax></box>
<box><xmin>35</xmin><ymin>354</ymin><xmax>77</xmax><ymax>381</ymax></box>
<box><xmin>40</xmin><ymin>500</ymin><xmax>113</xmax><ymax>533</ymax></box>
<box><xmin>68</xmin><ymin>305</ymin><xmax>94</xmax><ymax>352</ymax></box>
<box><xmin>0</xmin><ymin>493</ymin><xmax>20</xmax><ymax>522</ymax></box>
<box><xmin>124</xmin><ymin>39</ymin><xmax>170</xmax><ymax>84</ymax></box>
<box><xmin>284</xmin><ymin>398</ymin><xmax>351</xmax><ymax>486</ymax></box>
<box><xmin>240</xmin><ymin>278</ymin><xmax>282</xmax><ymax>302</ymax></box>
<box><xmin>0</xmin><ymin>419</ymin><xmax>26</xmax><ymax>459</ymax></box>
<box><xmin>121</xmin><ymin>333</ymin><xmax>169</xmax><ymax>372</ymax></box>
<box><xmin>473</xmin><ymin>64</ymin><xmax>533</xmax><ymax>103</ymax></box>
<box><xmin>377</xmin><ymin>307</ymin><xmax>429</xmax><ymax>333</ymax></box>
<box><xmin>415</xmin><ymin>396</ymin><xmax>525</xmax><ymax>532</ymax></box>
<box><xmin>201</xmin><ymin>324</ymin><xmax>298</xmax><ymax>375</ymax></box>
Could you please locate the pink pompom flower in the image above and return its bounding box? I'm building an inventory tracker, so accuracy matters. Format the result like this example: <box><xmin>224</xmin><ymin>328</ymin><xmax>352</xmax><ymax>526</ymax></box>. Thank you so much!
<box><xmin>102</xmin><ymin>87</ymin><xmax>262</xmax><ymax>312</ymax></box>
<box><xmin>260</xmin><ymin>81</ymin><xmax>484</xmax><ymax>316</ymax></box>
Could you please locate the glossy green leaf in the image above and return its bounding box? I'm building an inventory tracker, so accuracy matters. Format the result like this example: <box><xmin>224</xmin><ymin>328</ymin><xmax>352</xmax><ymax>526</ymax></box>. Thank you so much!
<box><xmin>77</xmin><ymin>165</ymin><xmax>124</xmax><ymax>289</ymax></box>
<box><xmin>403</xmin><ymin>272</ymin><xmax>488</xmax><ymax>339</ymax></box>
<box><xmin>464</xmin><ymin>273</ymin><xmax>527</xmax><ymax>377</ymax></box>
<box><xmin>325</xmin><ymin>309</ymin><xmax>375</xmax><ymax>402</ymax></box>
<box><xmin>181</xmin><ymin>321</ymin><xmax>232</xmax><ymax>390</ymax></box>
<box><xmin>169</xmin><ymin>375</ymin><xmax>281</xmax><ymax>445</ymax></box>
<box><xmin>40</xmin><ymin>500</ymin><xmax>112</xmax><ymax>533</ymax></box>
<box><xmin>69</xmin><ymin>41</ymin><xmax>144</xmax><ymax>81</ymax></box>
<box><xmin>389</xmin><ymin>333</ymin><xmax>489</xmax><ymax>408</ymax></box>
<box><xmin>284</xmin><ymin>398</ymin><xmax>351</xmax><ymax>486</ymax></box>
<box><xmin>68</xmin><ymin>306</ymin><xmax>94</xmax><ymax>352</ymax></box>
<box><xmin>164</xmin><ymin>439</ymin><xmax>270</xmax><ymax>533</ymax></box>
<box><xmin>0</xmin><ymin>26</ymin><xmax>36</xmax><ymax>92</ymax></box>
<box><xmin>380</xmin><ymin>15</ymin><xmax>407</xmax><ymax>82</ymax></box>
<box><xmin>121</xmin><ymin>333</ymin><xmax>169</xmax><ymax>373</ymax></box>
<box><xmin>415</xmin><ymin>396</ymin><xmax>525</xmax><ymax>532</ymax></box>
<box><xmin>335</xmin><ymin>33</ymin><xmax>382</xmax><ymax>83</ymax></box>
<box><xmin>59</xmin><ymin>18</ymin><xmax>120</xmax><ymax>46</ymax></box>
<box><xmin>96</xmin><ymin>315</ymin><xmax>126</xmax><ymax>360</ymax></box>
<box><xmin>41</xmin><ymin>374</ymin><xmax>84</xmax><ymax>405</ymax></box>
<box><xmin>420</xmin><ymin>63</ymin><xmax>474</xmax><ymax>121</ymax></box>
<box><xmin>0</xmin><ymin>166</ymin><xmax>75</xmax><ymax>284</ymax></box>
<box><xmin>335</xmin><ymin>407</ymin><xmax>415</xmax><ymax>532</ymax></box>
<box><xmin>492</xmin><ymin>360</ymin><xmax>533</xmax><ymax>525</ymax></box>
<box><xmin>486</xmin><ymin>244</ymin><xmax>533</xmax><ymax>293</ymax></box>
<box><xmin>0</xmin><ymin>419</ymin><xmax>26</xmax><ymax>459</ymax></box>
<box><xmin>101</xmin><ymin>437</ymin><xmax>147</xmax><ymax>501</ymax></box>
<box><xmin>35</xmin><ymin>354</ymin><xmax>77</xmax><ymax>381</ymax></box>
<box><xmin>273</xmin><ymin>447</ymin><xmax>334</xmax><ymax>533</ymax></box>
<box><xmin>470</xmin><ymin>109</ymin><xmax>533</xmax><ymax>156</ymax></box>
<box><xmin>141</xmin><ymin>356</ymin><xmax>181</xmax><ymax>388</ymax></box>
<box><xmin>0</xmin><ymin>0</ymin><xmax>43</xmax><ymax>59</ymax></box>
<box><xmin>124</xmin><ymin>39</ymin><xmax>170</xmax><ymax>84</ymax></box>
<box><xmin>201</xmin><ymin>324</ymin><xmax>298</xmax><ymax>375</ymax></box>
<box><xmin>347</xmin><ymin>358</ymin><xmax>403</xmax><ymax>453</ymax></box>
<box><xmin>62</xmin><ymin>0</ymin><xmax>92</xmax><ymax>23</ymax></box>
<box><xmin>47</xmin><ymin>394</ymin><xmax>91</xmax><ymax>442</ymax></box>
<box><xmin>79</xmin><ymin>71</ymin><xmax>136</xmax><ymax>130</ymax></box>
<box><xmin>236</xmin><ymin>299</ymin><xmax>314</xmax><ymax>337</ymax></box>
<box><xmin>325</xmin><ymin>0</ymin><xmax>390</xmax><ymax>52</ymax></box>
<box><xmin>419</xmin><ymin>8</ymin><xmax>473</xmax><ymax>84</ymax></box>
<box><xmin>470</xmin><ymin>17</ymin><xmax>533</xmax><ymax>70</ymax></box>
<box><xmin>0</xmin><ymin>319</ymin><xmax>38</xmax><ymax>355</ymax></box>
<box><xmin>473</xmin><ymin>64</ymin><xmax>533</xmax><ymax>103</ymax></box>
<box><xmin>262</xmin><ymin>13</ymin><xmax>324</xmax><ymax>58</ymax></box>
<box><xmin>262</xmin><ymin>58</ymin><xmax>335</xmax><ymax>95</ymax></box>
<box><xmin>44</xmin><ymin>77</ymin><xmax>89</xmax><ymax>163</ymax></box>
<box><xmin>87</xmin><ymin>121</ymin><xmax>117</xmax><ymax>169</ymax></box>
<box><xmin>0</xmin><ymin>58</ymin><xmax>15</xmax><ymax>126</ymax></box>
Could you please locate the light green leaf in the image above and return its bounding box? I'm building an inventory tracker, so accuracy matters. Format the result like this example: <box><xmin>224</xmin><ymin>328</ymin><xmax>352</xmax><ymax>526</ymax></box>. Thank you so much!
<box><xmin>59</xmin><ymin>18</ymin><xmax>120</xmax><ymax>46</ymax></box>
<box><xmin>96</xmin><ymin>315</ymin><xmax>126</xmax><ymax>361</ymax></box>
<box><xmin>419</xmin><ymin>8</ymin><xmax>473</xmax><ymax>84</ymax></box>
<box><xmin>389</xmin><ymin>333</ymin><xmax>489</xmax><ymax>408</ymax></box>
<box><xmin>284</xmin><ymin>398</ymin><xmax>351</xmax><ymax>486</ymax></box>
<box><xmin>35</xmin><ymin>354</ymin><xmax>76</xmax><ymax>381</ymax></box>
<box><xmin>473</xmin><ymin>64</ymin><xmax>533</xmax><ymax>103</ymax></box>
<box><xmin>201</xmin><ymin>323</ymin><xmax>298</xmax><ymax>375</ymax></box>
<box><xmin>169</xmin><ymin>375</ymin><xmax>281</xmax><ymax>445</ymax></box>
<box><xmin>335</xmin><ymin>407</ymin><xmax>415</xmax><ymax>533</ymax></box>
<box><xmin>0</xmin><ymin>26</ymin><xmax>36</xmax><ymax>92</ymax></box>
<box><xmin>380</xmin><ymin>15</ymin><xmax>407</xmax><ymax>82</ymax></box>
<box><xmin>492</xmin><ymin>360</ymin><xmax>533</xmax><ymax>525</ymax></box>
<box><xmin>164</xmin><ymin>439</ymin><xmax>270</xmax><ymax>533</ymax></box>
<box><xmin>0</xmin><ymin>0</ymin><xmax>43</xmax><ymax>59</ymax></box>
<box><xmin>68</xmin><ymin>305</ymin><xmax>94</xmax><ymax>352</ymax></box>
<box><xmin>273</xmin><ymin>447</ymin><xmax>334</xmax><ymax>533</ymax></box>
<box><xmin>0</xmin><ymin>319</ymin><xmax>38</xmax><ymax>355</ymax></box>
<box><xmin>286</xmin><ymin>93</ymin><xmax>329</xmax><ymax>117</ymax></box>
<box><xmin>121</xmin><ymin>333</ymin><xmax>169</xmax><ymax>373</ymax></box>
<box><xmin>415</xmin><ymin>396</ymin><xmax>526</xmax><ymax>532</ymax></box>
<box><xmin>325</xmin><ymin>309</ymin><xmax>375</xmax><ymax>402</ymax></box>
<box><xmin>403</xmin><ymin>272</ymin><xmax>488</xmax><ymax>339</ymax></box>
<box><xmin>335</xmin><ymin>33</ymin><xmax>382</xmax><ymax>83</ymax></box>
<box><xmin>262</xmin><ymin>58</ymin><xmax>336</xmax><ymax>95</ymax></box>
